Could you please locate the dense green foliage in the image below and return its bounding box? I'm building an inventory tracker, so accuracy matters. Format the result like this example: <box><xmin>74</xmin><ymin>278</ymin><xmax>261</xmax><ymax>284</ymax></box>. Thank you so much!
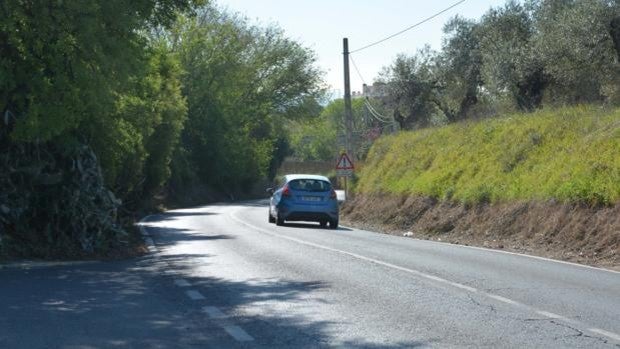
<box><xmin>0</xmin><ymin>1</ymin><xmax>323</xmax><ymax>257</ymax></box>
<box><xmin>168</xmin><ymin>8</ymin><xmax>323</xmax><ymax>195</ymax></box>
<box><xmin>0</xmin><ymin>0</ymin><xmax>195</xmax><ymax>141</ymax></box>
<box><xmin>1</xmin><ymin>1</ymin><xmax>193</xmax><ymax>206</ymax></box>
<box><xmin>289</xmin><ymin>98</ymin><xmax>368</xmax><ymax>161</ymax></box>
<box><xmin>1</xmin><ymin>1</ymin><xmax>197</xmax><ymax>257</ymax></box>
<box><xmin>86</xmin><ymin>42</ymin><xmax>188</xmax><ymax>203</ymax></box>
<box><xmin>376</xmin><ymin>0</ymin><xmax>620</xmax><ymax>129</ymax></box>
<box><xmin>356</xmin><ymin>106</ymin><xmax>620</xmax><ymax>205</ymax></box>
<box><xmin>4</xmin><ymin>0</ymin><xmax>618</xmax><ymax>257</ymax></box>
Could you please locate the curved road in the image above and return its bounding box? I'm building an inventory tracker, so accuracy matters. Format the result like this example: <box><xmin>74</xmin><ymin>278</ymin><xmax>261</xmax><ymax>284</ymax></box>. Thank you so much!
<box><xmin>138</xmin><ymin>200</ymin><xmax>620</xmax><ymax>348</ymax></box>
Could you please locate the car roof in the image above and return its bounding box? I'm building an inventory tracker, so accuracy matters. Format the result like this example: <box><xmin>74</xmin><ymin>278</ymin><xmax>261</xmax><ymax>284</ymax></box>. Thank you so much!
<box><xmin>284</xmin><ymin>174</ymin><xmax>331</xmax><ymax>183</ymax></box>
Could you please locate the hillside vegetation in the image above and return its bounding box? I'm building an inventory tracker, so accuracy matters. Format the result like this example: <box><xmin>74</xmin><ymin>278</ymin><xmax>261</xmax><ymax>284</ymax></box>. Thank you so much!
<box><xmin>356</xmin><ymin>106</ymin><xmax>620</xmax><ymax>205</ymax></box>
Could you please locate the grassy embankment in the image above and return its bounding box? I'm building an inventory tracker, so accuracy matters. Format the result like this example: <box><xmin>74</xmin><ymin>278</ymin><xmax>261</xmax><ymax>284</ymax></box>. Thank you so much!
<box><xmin>344</xmin><ymin>106</ymin><xmax>619</xmax><ymax>268</ymax></box>
<box><xmin>356</xmin><ymin>106</ymin><xmax>620</xmax><ymax>205</ymax></box>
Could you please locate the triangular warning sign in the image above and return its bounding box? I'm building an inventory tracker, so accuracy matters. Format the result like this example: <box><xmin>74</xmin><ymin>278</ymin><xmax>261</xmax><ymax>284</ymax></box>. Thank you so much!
<box><xmin>336</xmin><ymin>153</ymin><xmax>354</xmax><ymax>170</ymax></box>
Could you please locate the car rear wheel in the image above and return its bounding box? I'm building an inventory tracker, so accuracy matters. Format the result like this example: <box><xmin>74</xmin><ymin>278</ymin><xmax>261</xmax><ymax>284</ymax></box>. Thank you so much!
<box><xmin>329</xmin><ymin>219</ymin><xmax>338</xmax><ymax>229</ymax></box>
<box><xmin>268</xmin><ymin>210</ymin><xmax>275</xmax><ymax>223</ymax></box>
<box><xmin>276</xmin><ymin>211</ymin><xmax>285</xmax><ymax>226</ymax></box>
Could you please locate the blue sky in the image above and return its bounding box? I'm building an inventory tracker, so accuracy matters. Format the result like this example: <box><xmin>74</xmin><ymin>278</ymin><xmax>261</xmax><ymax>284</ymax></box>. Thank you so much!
<box><xmin>216</xmin><ymin>0</ymin><xmax>502</xmax><ymax>97</ymax></box>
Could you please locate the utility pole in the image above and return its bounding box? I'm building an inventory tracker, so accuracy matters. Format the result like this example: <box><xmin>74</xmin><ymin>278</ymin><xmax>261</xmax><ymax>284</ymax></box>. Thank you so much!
<box><xmin>342</xmin><ymin>38</ymin><xmax>353</xmax><ymax>161</ymax></box>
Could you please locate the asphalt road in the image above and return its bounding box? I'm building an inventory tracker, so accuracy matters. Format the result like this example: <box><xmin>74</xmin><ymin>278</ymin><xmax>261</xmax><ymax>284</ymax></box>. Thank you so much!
<box><xmin>1</xmin><ymin>200</ymin><xmax>619</xmax><ymax>348</ymax></box>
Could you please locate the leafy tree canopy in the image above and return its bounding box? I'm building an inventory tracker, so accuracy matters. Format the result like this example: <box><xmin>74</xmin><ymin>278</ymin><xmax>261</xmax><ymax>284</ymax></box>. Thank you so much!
<box><xmin>374</xmin><ymin>0</ymin><xmax>620</xmax><ymax>129</ymax></box>
<box><xmin>168</xmin><ymin>6</ymin><xmax>324</xmax><ymax>192</ymax></box>
<box><xmin>0</xmin><ymin>0</ymin><xmax>199</xmax><ymax>141</ymax></box>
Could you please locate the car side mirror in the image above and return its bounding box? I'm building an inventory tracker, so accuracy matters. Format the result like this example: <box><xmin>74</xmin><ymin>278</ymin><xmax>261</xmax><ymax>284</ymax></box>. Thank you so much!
<box><xmin>266</xmin><ymin>188</ymin><xmax>274</xmax><ymax>196</ymax></box>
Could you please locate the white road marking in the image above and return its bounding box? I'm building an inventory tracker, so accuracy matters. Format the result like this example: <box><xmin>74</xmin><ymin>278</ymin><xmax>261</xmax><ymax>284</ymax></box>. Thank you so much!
<box><xmin>139</xmin><ymin>214</ymin><xmax>255</xmax><ymax>343</ymax></box>
<box><xmin>137</xmin><ymin>217</ymin><xmax>159</xmax><ymax>253</ymax></box>
<box><xmin>203</xmin><ymin>306</ymin><xmax>227</xmax><ymax>319</ymax></box>
<box><xmin>0</xmin><ymin>261</ymin><xmax>96</xmax><ymax>270</ymax></box>
<box><xmin>230</xmin><ymin>211</ymin><xmax>620</xmax><ymax>344</ymax></box>
<box><xmin>174</xmin><ymin>279</ymin><xmax>191</xmax><ymax>287</ymax></box>
<box><xmin>535</xmin><ymin>310</ymin><xmax>568</xmax><ymax>321</ymax></box>
<box><xmin>231</xmin><ymin>211</ymin><xmax>482</xmax><ymax>293</ymax></box>
<box><xmin>589</xmin><ymin>328</ymin><xmax>620</xmax><ymax>342</ymax></box>
<box><xmin>223</xmin><ymin>325</ymin><xmax>254</xmax><ymax>342</ymax></box>
<box><xmin>201</xmin><ymin>306</ymin><xmax>253</xmax><ymax>342</ymax></box>
<box><xmin>403</xmin><ymin>234</ymin><xmax>620</xmax><ymax>275</ymax></box>
<box><xmin>337</xmin><ymin>222</ymin><xmax>619</xmax><ymax>275</ymax></box>
<box><xmin>186</xmin><ymin>290</ymin><xmax>205</xmax><ymax>300</ymax></box>
<box><xmin>487</xmin><ymin>294</ymin><xmax>520</xmax><ymax>305</ymax></box>
<box><xmin>448</xmin><ymin>281</ymin><xmax>477</xmax><ymax>292</ymax></box>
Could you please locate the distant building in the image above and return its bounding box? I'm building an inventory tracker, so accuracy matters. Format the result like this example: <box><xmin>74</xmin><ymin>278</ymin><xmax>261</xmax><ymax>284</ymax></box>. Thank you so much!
<box><xmin>362</xmin><ymin>83</ymin><xmax>388</xmax><ymax>98</ymax></box>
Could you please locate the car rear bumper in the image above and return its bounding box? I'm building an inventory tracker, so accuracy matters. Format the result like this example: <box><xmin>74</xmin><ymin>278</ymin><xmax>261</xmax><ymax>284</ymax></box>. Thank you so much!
<box><xmin>283</xmin><ymin>211</ymin><xmax>338</xmax><ymax>222</ymax></box>
<box><xmin>277</xmin><ymin>202</ymin><xmax>338</xmax><ymax>222</ymax></box>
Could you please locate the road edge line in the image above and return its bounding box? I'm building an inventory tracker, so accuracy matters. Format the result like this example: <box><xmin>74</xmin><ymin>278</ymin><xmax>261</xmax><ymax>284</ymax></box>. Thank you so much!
<box><xmin>338</xmin><ymin>223</ymin><xmax>620</xmax><ymax>275</ymax></box>
<box><xmin>137</xmin><ymin>214</ymin><xmax>158</xmax><ymax>253</ymax></box>
<box><xmin>0</xmin><ymin>260</ymin><xmax>98</xmax><ymax>270</ymax></box>
<box><xmin>231</xmin><ymin>210</ymin><xmax>620</xmax><ymax>345</ymax></box>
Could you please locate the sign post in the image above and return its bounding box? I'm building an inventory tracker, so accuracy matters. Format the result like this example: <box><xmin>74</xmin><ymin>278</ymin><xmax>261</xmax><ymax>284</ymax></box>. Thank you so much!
<box><xmin>336</xmin><ymin>152</ymin><xmax>354</xmax><ymax>197</ymax></box>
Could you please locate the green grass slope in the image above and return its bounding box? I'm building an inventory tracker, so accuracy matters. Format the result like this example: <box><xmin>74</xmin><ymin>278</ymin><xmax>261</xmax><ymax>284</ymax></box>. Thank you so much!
<box><xmin>356</xmin><ymin>106</ymin><xmax>620</xmax><ymax>205</ymax></box>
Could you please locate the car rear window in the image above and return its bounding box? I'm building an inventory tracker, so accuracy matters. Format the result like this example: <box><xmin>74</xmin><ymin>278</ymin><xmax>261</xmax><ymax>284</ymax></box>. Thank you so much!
<box><xmin>288</xmin><ymin>179</ymin><xmax>331</xmax><ymax>192</ymax></box>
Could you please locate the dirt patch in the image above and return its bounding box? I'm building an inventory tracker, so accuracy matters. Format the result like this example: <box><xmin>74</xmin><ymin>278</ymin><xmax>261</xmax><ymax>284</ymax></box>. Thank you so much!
<box><xmin>341</xmin><ymin>194</ymin><xmax>620</xmax><ymax>271</ymax></box>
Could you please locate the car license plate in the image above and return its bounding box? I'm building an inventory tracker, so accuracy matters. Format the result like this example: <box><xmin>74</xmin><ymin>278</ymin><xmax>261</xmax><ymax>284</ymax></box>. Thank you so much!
<box><xmin>302</xmin><ymin>196</ymin><xmax>321</xmax><ymax>202</ymax></box>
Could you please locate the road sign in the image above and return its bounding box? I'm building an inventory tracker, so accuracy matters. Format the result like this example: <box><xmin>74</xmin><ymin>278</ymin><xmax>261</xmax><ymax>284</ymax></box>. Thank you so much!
<box><xmin>337</xmin><ymin>169</ymin><xmax>353</xmax><ymax>177</ymax></box>
<box><xmin>336</xmin><ymin>152</ymin><xmax>354</xmax><ymax>177</ymax></box>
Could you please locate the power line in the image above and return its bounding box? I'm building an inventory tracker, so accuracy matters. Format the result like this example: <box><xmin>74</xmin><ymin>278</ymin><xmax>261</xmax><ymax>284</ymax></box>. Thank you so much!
<box><xmin>350</xmin><ymin>0</ymin><xmax>467</xmax><ymax>54</ymax></box>
<box><xmin>349</xmin><ymin>54</ymin><xmax>367</xmax><ymax>85</ymax></box>
<box><xmin>365</xmin><ymin>100</ymin><xmax>388</xmax><ymax>123</ymax></box>
<box><xmin>350</xmin><ymin>54</ymin><xmax>393</xmax><ymax>123</ymax></box>
<box><xmin>364</xmin><ymin>99</ymin><xmax>393</xmax><ymax>123</ymax></box>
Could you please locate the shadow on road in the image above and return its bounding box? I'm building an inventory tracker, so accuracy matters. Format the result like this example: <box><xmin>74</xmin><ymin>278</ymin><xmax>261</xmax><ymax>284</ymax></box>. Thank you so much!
<box><xmin>150</xmin><ymin>210</ymin><xmax>219</xmax><ymax>222</ymax></box>
<box><xmin>0</xmin><ymin>248</ymin><xmax>430</xmax><ymax>348</ymax></box>
<box><xmin>0</xmin><ymin>256</ymin><xmax>429</xmax><ymax>348</ymax></box>
<box><xmin>0</xmin><ymin>199</ymin><xmax>430</xmax><ymax>348</ymax></box>
<box><xmin>150</xmin><ymin>252</ymin><xmax>430</xmax><ymax>348</ymax></box>
<box><xmin>141</xmin><ymin>226</ymin><xmax>235</xmax><ymax>250</ymax></box>
<box><xmin>236</xmin><ymin>199</ymin><xmax>270</xmax><ymax>207</ymax></box>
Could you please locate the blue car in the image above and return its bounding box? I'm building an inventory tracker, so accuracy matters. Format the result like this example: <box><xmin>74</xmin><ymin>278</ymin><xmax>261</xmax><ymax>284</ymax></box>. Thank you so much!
<box><xmin>268</xmin><ymin>174</ymin><xmax>339</xmax><ymax>229</ymax></box>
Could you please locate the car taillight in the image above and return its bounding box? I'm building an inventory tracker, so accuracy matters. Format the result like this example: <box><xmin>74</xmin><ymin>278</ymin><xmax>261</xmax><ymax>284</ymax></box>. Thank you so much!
<box><xmin>330</xmin><ymin>189</ymin><xmax>337</xmax><ymax>199</ymax></box>
<box><xmin>282</xmin><ymin>185</ymin><xmax>291</xmax><ymax>197</ymax></box>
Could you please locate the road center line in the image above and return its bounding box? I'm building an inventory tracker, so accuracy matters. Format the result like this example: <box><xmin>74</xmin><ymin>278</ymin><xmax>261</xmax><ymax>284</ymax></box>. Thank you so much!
<box><xmin>203</xmin><ymin>306</ymin><xmax>227</xmax><ymax>319</ymax></box>
<box><xmin>230</xmin><ymin>211</ymin><xmax>620</xmax><ymax>344</ymax></box>
<box><xmin>223</xmin><ymin>325</ymin><xmax>254</xmax><ymax>342</ymax></box>
<box><xmin>174</xmin><ymin>278</ymin><xmax>191</xmax><ymax>287</ymax></box>
<box><xmin>186</xmin><ymin>290</ymin><xmax>205</xmax><ymax>300</ymax></box>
